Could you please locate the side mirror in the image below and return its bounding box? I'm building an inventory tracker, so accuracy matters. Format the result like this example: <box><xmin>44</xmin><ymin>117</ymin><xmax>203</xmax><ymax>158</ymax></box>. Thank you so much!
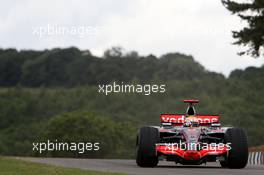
<box><xmin>162</xmin><ymin>122</ymin><xmax>172</xmax><ymax>127</ymax></box>
<box><xmin>211</xmin><ymin>123</ymin><xmax>221</xmax><ymax>127</ymax></box>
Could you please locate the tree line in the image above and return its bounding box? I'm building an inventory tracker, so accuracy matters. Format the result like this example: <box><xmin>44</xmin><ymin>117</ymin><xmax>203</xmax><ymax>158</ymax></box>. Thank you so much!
<box><xmin>0</xmin><ymin>47</ymin><xmax>219</xmax><ymax>87</ymax></box>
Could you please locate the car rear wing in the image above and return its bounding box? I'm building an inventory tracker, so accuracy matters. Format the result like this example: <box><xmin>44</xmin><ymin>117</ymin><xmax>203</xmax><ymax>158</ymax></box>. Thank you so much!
<box><xmin>160</xmin><ymin>114</ymin><xmax>220</xmax><ymax>126</ymax></box>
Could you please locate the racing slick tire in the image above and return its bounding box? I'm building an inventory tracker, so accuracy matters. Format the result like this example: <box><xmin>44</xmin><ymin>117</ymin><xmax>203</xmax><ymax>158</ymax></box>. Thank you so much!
<box><xmin>222</xmin><ymin>128</ymin><xmax>248</xmax><ymax>169</ymax></box>
<box><xmin>136</xmin><ymin>126</ymin><xmax>160</xmax><ymax>167</ymax></box>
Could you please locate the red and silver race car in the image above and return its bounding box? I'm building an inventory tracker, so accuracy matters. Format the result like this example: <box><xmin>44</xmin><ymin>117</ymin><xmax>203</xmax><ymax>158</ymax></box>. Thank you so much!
<box><xmin>136</xmin><ymin>100</ymin><xmax>248</xmax><ymax>168</ymax></box>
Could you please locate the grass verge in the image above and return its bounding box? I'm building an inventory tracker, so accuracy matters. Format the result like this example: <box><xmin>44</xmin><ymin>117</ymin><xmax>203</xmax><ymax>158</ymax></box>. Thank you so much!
<box><xmin>0</xmin><ymin>157</ymin><xmax>125</xmax><ymax>175</ymax></box>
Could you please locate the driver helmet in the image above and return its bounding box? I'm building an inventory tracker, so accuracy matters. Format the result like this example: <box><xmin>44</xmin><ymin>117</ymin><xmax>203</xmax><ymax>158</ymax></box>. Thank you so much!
<box><xmin>184</xmin><ymin>116</ymin><xmax>200</xmax><ymax>127</ymax></box>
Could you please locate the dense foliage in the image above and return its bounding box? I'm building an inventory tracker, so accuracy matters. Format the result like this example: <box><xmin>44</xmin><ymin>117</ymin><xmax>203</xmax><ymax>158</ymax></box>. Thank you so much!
<box><xmin>0</xmin><ymin>47</ymin><xmax>215</xmax><ymax>87</ymax></box>
<box><xmin>222</xmin><ymin>0</ymin><xmax>264</xmax><ymax>57</ymax></box>
<box><xmin>0</xmin><ymin>47</ymin><xmax>263</xmax><ymax>158</ymax></box>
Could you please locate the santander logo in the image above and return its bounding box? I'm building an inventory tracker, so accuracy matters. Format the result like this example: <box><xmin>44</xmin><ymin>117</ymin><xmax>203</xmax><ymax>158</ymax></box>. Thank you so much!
<box><xmin>161</xmin><ymin>114</ymin><xmax>220</xmax><ymax>124</ymax></box>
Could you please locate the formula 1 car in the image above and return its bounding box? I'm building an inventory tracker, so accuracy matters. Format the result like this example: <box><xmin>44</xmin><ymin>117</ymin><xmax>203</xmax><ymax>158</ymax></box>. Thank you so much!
<box><xmin>136</xmin><ymin>100</ymin><xmax>248</xmax><ymax>168</ymax></box>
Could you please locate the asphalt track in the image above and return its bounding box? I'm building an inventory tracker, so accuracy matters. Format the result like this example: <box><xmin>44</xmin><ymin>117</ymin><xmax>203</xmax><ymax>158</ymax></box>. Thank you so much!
<box><xmin>20</xmin><ymin>157</ymin><xmax>264</xmax><ymax>175</ymax></box>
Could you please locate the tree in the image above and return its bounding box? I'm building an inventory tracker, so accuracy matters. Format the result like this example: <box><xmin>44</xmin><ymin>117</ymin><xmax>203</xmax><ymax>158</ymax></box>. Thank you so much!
<box><xmin>222</xmin><ymin>0</ymin><xmax>264</xmax><ymax>57</ymax></box>
<box><xmin>103</xmin><ymin>47</ymin><xmax>123</xmax><ymax>58</ymax></box>
<box><xmin>43</xmin><ymin>111</ymin><xmax>136</xmax><ymax>158</ymax></box>
<box><xmin>21</xmin><ymin>47</ymin><xmax>80</xmax><ymax>87</ymax></box>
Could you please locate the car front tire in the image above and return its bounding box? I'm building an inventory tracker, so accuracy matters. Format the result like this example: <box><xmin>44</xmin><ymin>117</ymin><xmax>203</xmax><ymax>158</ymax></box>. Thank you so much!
<box><xmin>136</xmin><ymin>126</ymin><xmax>159</xmax><ymax>167</ymax></box>
<box><xmin>223</xmin><ymin>128</ymin><xmax>248</xmax><ymax>169</ymax></box>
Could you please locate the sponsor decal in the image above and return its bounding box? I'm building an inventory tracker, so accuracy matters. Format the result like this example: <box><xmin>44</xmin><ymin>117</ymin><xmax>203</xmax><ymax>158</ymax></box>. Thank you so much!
<box><xmin>160</xmin><ymin>114</ymin><xmax>220</xmax><ymax>124</ymax></box>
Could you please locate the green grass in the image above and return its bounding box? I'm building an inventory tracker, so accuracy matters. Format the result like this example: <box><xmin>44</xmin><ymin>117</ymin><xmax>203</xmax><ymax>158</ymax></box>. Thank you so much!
<box><xmin>0</xmin><ymin>157</ymin><xmax>125</xmax><ymax>175</ymax></box>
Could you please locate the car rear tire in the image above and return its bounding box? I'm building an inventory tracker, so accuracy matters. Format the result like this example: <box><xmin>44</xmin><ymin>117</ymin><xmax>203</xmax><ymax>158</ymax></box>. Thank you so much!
<box><xmin>223</xmin><ymin>128</ymin><xmax>248</xmax><ymax>169</ymax></box>
<box><xmin>136</xmin><ymin>126</ymin><xmax>159</xmax><ymax>167</ymax></box>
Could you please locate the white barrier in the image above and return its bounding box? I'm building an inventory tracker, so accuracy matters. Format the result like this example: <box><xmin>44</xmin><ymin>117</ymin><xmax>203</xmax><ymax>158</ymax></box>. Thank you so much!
<box><xmin>248</xmin><ymin>152</ymin><xmax>263</xmax><ymax>165</ymax></box>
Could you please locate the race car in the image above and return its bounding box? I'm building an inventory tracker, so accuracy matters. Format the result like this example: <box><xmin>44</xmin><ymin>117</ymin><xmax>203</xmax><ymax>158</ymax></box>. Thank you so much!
<box><xmin>136</xmin><ymin>100</ymin><xmax>248</xmax><ymax>168</ymax></box>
